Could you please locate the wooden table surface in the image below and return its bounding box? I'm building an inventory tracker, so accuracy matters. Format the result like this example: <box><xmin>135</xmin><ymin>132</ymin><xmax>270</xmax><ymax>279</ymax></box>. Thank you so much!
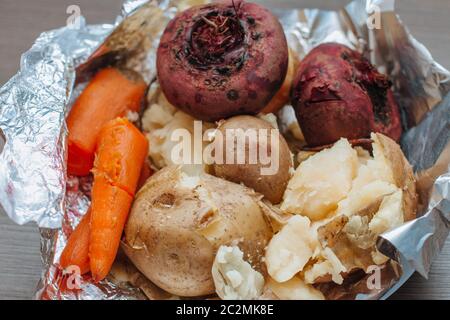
<box><xmin>0</xmin><ymin>0</ymin><xmax>449</xmax><ymax>300</ymax></box>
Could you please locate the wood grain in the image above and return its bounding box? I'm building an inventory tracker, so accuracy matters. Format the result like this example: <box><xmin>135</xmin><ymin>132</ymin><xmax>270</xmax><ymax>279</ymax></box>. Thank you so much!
<box><xmin>0</xmin><ymin>0</ymin><xmax>449</xmax><ymax>300</ymax></box>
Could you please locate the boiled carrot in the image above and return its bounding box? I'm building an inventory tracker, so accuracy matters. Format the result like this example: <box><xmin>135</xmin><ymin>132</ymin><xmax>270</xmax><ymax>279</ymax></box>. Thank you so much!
<box><xmin>89</xmin><ymin>176</ymin><xmax>133</xmax><ymax>282</ymax></box>
<box><xmin>60</xmin><ymin>209</ymin><xmax>91</xmax><ymax>275</ymax></box>
<box><xmin>89</xmin><ymin>118</ymin><xmax>148</xmax><ymax>281</ymax></box>
<box><xmin>59</xmin><ymin>161</ymin><xmax>151</xmax><ymax>276</ymax></box>
<box><xmin>67</xmin><ymin>67</ymin><xmax>147</xmax><ymax>176</ymax></box>
<box><xmin>93</xmin><ymin>117</ymin><xmax>149</xmax><ymax>196</ymax></box>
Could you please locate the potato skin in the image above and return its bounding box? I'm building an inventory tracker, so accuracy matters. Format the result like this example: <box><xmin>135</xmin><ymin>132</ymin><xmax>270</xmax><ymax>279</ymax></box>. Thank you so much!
<box><xmin>123</xmin><ymin>166</ymin><xmax>272</xmax><ymax>297</ymax></box>
<box><xmin>372</xmin><ymin>133</ymin><xmax>417</xmax><ymax>221</ymax></box>
<box><xmin>213</xmin><ymin>115</ymin><xmax>293</xmax><ymax>204</ymax></box>
<box><xmin>156</xmin><ymin>0</ymin><xmax>288</xmax><ymax>121</ymax></box>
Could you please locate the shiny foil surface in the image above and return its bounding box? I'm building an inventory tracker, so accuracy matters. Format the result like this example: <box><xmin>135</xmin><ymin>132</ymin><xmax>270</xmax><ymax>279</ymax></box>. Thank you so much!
<box><xmin>0</xmin><ymin>0</ymin><xmax>448</xmax><ymax>300</ymax></box>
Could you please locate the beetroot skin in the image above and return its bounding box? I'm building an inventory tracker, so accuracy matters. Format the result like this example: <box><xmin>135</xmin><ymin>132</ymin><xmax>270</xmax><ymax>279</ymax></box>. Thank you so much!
<box><xmin>291</xmin><ymin>43</ymin><xmax>402</xmax><ymax>147</ymax></box>
<box><xmin>157</xmin><ymin>0</ymin><xmax>288</xmax><ymax>121</ymax></box>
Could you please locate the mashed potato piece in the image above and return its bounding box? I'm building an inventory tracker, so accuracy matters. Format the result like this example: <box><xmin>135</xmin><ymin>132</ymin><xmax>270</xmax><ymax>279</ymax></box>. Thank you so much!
<box><xmin>265</xmin><ymin>215</ymin><xmax>317</xmax><ymax>282</ymax></box>
<box><xmin>281</xmin><ymin>138</ymin><xmax>358</xmax><ymax>220</ymax></box>
<box><xmin>369</xmin><ymin>190</ymin><xmax>404</xmax><ymax>234</ymax></box>
<box><xmin>304</xmin><ymin>247</ymin><xmax>346</xmax><ymax>285</ymax></box>
<box><xmin>141</xmin><ymin>88</ymin><xmax>213</xmax><ymax>170</ymax></box>
<box><xmin>212</xmin><ymin>246</ymin><xmax>264</xmax><ymax>300</ymax></box>
<box><xmin>267</xmin><ymin>135</ymin><xmax>414</xmax><ymax>288</ymax></box>
<box><xmin>336</xmin><ymin>180</ymin><xmax>397</xmax><ymax>217</ymax></box>
<box><xmin>267</xmin><ymin>276</ymin><xmax>324</xmax><ymax>300</ymax></box>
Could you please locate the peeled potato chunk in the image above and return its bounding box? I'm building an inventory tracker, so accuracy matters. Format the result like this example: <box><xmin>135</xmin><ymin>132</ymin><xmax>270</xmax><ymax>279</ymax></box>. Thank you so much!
<box><xmin>212</xmin><ymin>246</ymin><xmax>264</xmax><ymax>300</ymax></box>
<box><xmin>281</xmin><ymin>138</ymin><xmax>358</xmax><ymax>220</ymax></box>
<box><xmin>269</xmin><ymin>133</ymin><xmax>417</xmax><ymax>288</ymax></box>
<box><xmin>369</xmin><ymin>190</ymin><xmax>404</xmax><ymax>237</ymax></box>
<box><xmin>265</xmin><ymin>215</ymin><xmax>317</xmax><ymax>282</ymax></box>
<box><xmin>336</xmin><ymin>180</ymin><xmax>397</xmax><ymax>217</ymax></box>
<box><xmin>304</xmin><ymin>247</ymin><xmax>346</xmax><ymax>285</ymax></box>
<box><xmin>267</xmin><ymin>276</ymin><xmax>325</xmax><ymax>300</ymax></box>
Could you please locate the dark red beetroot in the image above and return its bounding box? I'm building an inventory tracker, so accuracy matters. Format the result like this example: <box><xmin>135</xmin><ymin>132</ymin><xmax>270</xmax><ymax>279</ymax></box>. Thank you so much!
<box><xmin>157</xmin><ymin>0</ymin><xmax>288</xmax><ymax>121</ymax></box>
<box><xmin>291</xmin><ymin>43</ymin><xmax>402</xmax><ymax>147</ymax></box>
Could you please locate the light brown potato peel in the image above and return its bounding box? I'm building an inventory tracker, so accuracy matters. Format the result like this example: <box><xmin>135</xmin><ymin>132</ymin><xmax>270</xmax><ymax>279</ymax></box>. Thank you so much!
<box><xmin>123</xmin><ymin>166</ymin><xmax>273</xmax><ymax>297</ymax></box>
<box><xmin>213</xmin><ymin>115</ymin><xmax>293</xmax><ymax>204</ymax></box>
<box><xmin>371</xmin><ymin>133</ymin><xmax>417</xmax><ymax>222</ymax></box>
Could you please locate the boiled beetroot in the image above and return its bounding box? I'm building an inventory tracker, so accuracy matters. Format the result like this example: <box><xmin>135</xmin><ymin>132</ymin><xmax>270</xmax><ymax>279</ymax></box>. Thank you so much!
<box><xmin>291</xmin><ymin>43</ymin><xmax>402</xmax><ymax>147</ymax></box>
<box><xmin>157</xmin><ymin>0</ymin><xmax>288</xmax><ymax>121</ymax></box>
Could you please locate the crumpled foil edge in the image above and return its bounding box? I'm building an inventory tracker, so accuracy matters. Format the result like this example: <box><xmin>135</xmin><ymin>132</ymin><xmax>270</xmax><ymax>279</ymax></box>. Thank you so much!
<box><xmin>0</xmin><ymin>0</ymin><xmax>448</xmax><ymax>300</ymax></box>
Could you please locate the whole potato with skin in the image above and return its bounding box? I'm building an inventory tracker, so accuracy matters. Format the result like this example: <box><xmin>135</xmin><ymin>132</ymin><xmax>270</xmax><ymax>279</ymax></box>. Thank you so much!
<box><xmin>123</xmin><ymin>166</ymin><xmax>273</xmax><ymax>297</ymax></box>
<box><xmin>156</xmin><ymin>0</ymin><xmax>288</xmax><ymax>121</ymax></box>
<box><xmin>213</xmin><ymin>115</ymin><xmax>293</xmax><ymax>204</ymax></box>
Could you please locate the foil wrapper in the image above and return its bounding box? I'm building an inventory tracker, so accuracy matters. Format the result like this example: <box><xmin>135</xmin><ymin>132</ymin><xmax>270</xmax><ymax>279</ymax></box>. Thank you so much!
<box><xmin>0</xmin><ymin>0</ymin><xmax>449</xmax><ymax>300</ymax></box>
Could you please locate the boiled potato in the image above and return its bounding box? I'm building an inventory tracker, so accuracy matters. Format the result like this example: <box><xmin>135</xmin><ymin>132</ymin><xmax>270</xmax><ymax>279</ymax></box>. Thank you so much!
<box><xmin>265</xmin><ymin>215</ymin><xmax>318</xmax><ymax>282</ymax></box>
<box><xmin>123</xmin><ymin>166</ymin><xmax>273</xmax><ymax>297</ymax></box>
<box><xmin>212</xmin><ymin>115</ymin><xmax>293</xmax><ymax>204</ymax></box>
<box><xmin>267</xmin><ymin>276</ymin><xmax>325</xmax><ymax>300</ymax></box>
<box><xmin>268</xmin><ymin>133</ymin><xmax>417</xmax><ymax>287</ymax></box>
<box><xmin>212</xmin><ymin>246</ymin><xmax>264</xmax><ymax>300</ymax></box>
<box><xmin>141</xmin><ymin>85</ymin><xmax>214</xmax><ymax>171</ymax></box>
<box><xmin>281</xmin><ymin>138</ymin><xmax>359</xmax><ymax>220</ymax></box>
<box><xmin>302</xmin><ymin>247</ymin><xmax>347</xmax><ymax>285</ymax></box>
<box><xmin>371</xmin><ymin>133</ymin><xmax>417</xmax><ymax>222</ymax></box>
<box><xmin>109</xmin><ymin>250</ymin><xmax>175</xmax><ymax>300</ymax></box>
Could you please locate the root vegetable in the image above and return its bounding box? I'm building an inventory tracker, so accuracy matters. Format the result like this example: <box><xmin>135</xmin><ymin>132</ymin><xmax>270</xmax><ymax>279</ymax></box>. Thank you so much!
<box><xmin>89</xmin><ymin>118</ymin><xmax>148</xmax><ymax>282</ymax></box>
<box><xmin>157</xmin><ymin>0</ymin><xmax>288</xmax><ymax>121</ymax></box>
<box><xmin>291</xmin><ymin>43</ymin><xmax>402</xmax><ymax>147</ymax></box>
<box><xmin>212</xmin><ymin>115</ymin><xmax>293</xmax><ymax>204</ymax></box>
<box><xmin>89</xmin><ymin>176</ymin><xmax>134</xmax><ymax>282</ymax></box>
<box><xmin>93</xmin><ymin>118</ymin><xmax>149</xmax><ymax>196</ymax></box>
<box><xmin>67</xmin><ymin>68</ymin><xmax>147</xmax><ymax>176</ymax></box>
<box><xmin>123</xmin><ymin>166</ymin><xmax>273</xmax><ymax>297</ymax></box>
<box><xmin>59</xmin><ymin>210</ymin><xmax>91</xmax><ymax>275</ymax></box>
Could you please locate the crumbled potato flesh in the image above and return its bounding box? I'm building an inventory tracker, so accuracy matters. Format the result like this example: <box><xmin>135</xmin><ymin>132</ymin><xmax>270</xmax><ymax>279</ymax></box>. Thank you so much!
<box><xmin>281</xmin><ymin>139</ymin><xmax>358</xmax><ymax>221</ymax></box>
<box><xmin>265</xmin><ymin>215</ymin><xmax>317</xmax><ymax>282</ymax></box>
<box><xmin>267</xmin><ymin>276</ymin><xmax>324</xmax><ymax>300</ymax></box>
<box><xmin>266</xmin><ymin>136</ymin><xmax>409</xmax><ymax>291</ymax></box>
<box><xmin>212</xmin><ymin>246</ymin><xmax>264</xmax><ymax>300</ymax></box>
<box><xmin>142</xmin><ymin>89</ymin><xmax>213</xmax><ymax>170</ymax></box>
<box><xmin>304</xmin><ymin>247</ymin><xmax>346</xmax><ymax>285</ymax></box>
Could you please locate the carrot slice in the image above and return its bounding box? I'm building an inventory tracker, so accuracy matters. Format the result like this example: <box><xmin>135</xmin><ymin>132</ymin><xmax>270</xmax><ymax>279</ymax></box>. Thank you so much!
<box><xmin>67</xmin><ymin>67</ymin><xmax>147</xmax><ymax>176</ymax></box>
<box><xmin>60</xmin><ymin>210</ymin><xmax>91</xmax><ymax>275</ymax></box>
<box><xmin>93</xmin><ymin>118</ymin><xmax>149</xmax><ymax>196</ymax></box>
<box><xmin>89</xmin><ymin>176</ymin><xmax>133</xmax><ymax>282</ymax></box>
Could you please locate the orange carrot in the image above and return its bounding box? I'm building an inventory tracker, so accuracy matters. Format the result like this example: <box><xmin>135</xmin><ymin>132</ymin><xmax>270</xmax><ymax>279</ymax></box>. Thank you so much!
<box><xmin>93</xmin><ymin>118</ymin><xmax>149</xmax><ymax>196</ymax></box>
<box><xmin>60</xmin><ymin>210</ymin><xmax>91</xmax><ymax>275</ymax></box>
<box><xmin>89</xmin><ymin>118</ymin><xmax>148</xmax><ymax>281</ymax></box>
<box><xmin>67</xmin><ymin>67</ymin><xmax>147</xmax><ymax>176</ymax></box>
<box><xmin>89</xmin><ymin>176</ymin><xmax>133</xmax><ymax>282</ymax></box>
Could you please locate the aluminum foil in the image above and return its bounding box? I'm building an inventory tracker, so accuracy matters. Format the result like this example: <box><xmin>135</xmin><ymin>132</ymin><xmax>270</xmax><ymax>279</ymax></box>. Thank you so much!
<box><xmin>0</xmin><ymin>0</ymin><xmax>449</xmax><ymax>300</ymax></box>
